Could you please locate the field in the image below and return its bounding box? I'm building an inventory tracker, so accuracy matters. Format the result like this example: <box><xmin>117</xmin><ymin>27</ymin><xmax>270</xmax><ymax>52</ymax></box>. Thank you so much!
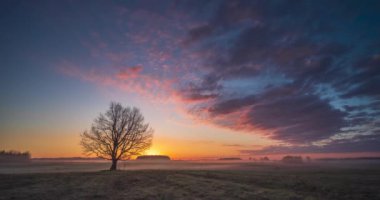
<box><xmin>1</xmin><ymin>160</ymin><xmax>380</xmax><ymax>200</ymax></box>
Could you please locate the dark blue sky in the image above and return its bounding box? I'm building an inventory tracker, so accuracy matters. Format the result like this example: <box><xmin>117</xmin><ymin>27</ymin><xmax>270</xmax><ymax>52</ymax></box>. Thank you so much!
<box><xmin>1</xmin><ymin>0</ymin><xmax>380</xmax><ymax>157</ymax></box>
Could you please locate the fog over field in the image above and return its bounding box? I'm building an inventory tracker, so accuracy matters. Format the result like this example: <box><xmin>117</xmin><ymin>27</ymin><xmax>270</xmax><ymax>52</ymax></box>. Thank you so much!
<box><xmin>1</xmin><ymin>160</ymin><xmax>380</xmax><ymax>200</ymax></box>
<box><xmin>1</xmin><ymin>159</ymin><xmax>380</xmax><ymax>174</ymax></box>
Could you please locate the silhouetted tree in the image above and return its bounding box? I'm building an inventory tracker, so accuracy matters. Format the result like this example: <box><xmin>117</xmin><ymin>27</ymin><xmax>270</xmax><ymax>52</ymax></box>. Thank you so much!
<box><xmin>80</xmin><ymin>102</ymin><xmax>153</xmax><ymax>170</ymax></box>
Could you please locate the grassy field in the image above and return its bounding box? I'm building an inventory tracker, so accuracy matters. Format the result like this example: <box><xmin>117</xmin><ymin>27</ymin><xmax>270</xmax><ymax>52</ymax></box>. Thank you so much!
<box><xmin>1</xmin><ymin>161</ymin><xmax>380</xmax><ymax>200</ymax></box>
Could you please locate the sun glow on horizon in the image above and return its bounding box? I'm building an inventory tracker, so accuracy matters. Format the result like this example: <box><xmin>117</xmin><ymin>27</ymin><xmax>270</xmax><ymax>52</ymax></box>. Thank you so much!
<box><xmin>145</xmin><ymin>149</ymin><xmax>161</xmax><ymax>155</ymax></box>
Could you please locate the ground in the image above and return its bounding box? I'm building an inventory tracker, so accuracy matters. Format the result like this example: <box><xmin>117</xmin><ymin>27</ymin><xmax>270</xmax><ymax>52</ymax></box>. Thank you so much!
<box><xmin>1</xmin><ymin>161</ymin><xmax>380</xmax><ymax>200</ymax></box>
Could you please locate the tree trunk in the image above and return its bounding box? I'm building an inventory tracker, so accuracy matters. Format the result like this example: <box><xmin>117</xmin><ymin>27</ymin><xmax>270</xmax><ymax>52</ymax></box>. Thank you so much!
<box><xmin>110</xmin><ymin>159</ymin><xmax>117</xmax><ymax>170</ymax></box>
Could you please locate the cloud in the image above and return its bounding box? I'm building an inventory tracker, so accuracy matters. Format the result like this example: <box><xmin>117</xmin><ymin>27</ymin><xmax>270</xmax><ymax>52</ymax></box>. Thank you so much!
<box><xmin>241</xmin><ymin>132</ymin><xmax>380</xmax><ymax>155</ymax></box>
<box><xmin>340</xmin><ymin>55</ymin><xmax>380</xmax><ymax>98</ymax></box>
<box><xmin>223</xmin><ymin>144</ymin><xmax>245</xmax><ymax>147</ymax></box>
<box><xmin>246</xmin><ymin>89</ymin><xmax>346</xmax><ymax>143</ymax></box>
<box><xmin>56</xmin><ymin>0</ymin><xmax>380</xmax><ymax>153</ymax></box>
<box><xmin>179</xmin><ymin>76</ymin><xmax>221</xmax><ymax>102</ymax></box>
<box><xmin>175</xmin><ymin>0</ymin><xmax>380</xmax><ymax>149</ymax></box>
<box><xmin>222</xmin><ymin>143</ymin><xmax>257</xmax><ymax>148</ymax></box>
<box><xmin>58</xmin><ymin>61</ymin><xmax>175</xmax><ymax>102</ymax></box>
<box><xmin>204</xmin><ymin>84</ymin><xmax>347</xmax><ymax>144</ymax></box>
<box><xmin>209</xmin><ymin>94</ymin><xmax>255</xmax><ymax>115</ymax></box>
<box><xmin>183</xmin><ymin>24</ymin><xmax>215</xmax><ymax>45</ymax></box>
<box><xmin>116</xmin><ymin>66</ymin><xmax>143</xmax><ymax>79</ymax></box>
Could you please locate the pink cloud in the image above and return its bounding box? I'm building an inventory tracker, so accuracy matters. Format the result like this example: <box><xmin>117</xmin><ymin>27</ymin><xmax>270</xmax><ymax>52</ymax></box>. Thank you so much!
<box><xmin>55</xmin><ymin>4</ymin><xmax>275</xmax><ymax>139</ymax></box>
<box><xmin>116</xmin><ymin>66</ymin><xmax>143</xmax><ymax>79</ymax></box>
<box><xmin>57</xmin><ymin>61</ymin><xmax>176</xmax><ymax>103</ymax></box>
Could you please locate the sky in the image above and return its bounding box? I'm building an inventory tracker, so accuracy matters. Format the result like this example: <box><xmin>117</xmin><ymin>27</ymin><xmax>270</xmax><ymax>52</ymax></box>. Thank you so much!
<box><xmin>1</xmin><ymin>0</ymin><xmax>380</xmax><ymax>159</ymax></box>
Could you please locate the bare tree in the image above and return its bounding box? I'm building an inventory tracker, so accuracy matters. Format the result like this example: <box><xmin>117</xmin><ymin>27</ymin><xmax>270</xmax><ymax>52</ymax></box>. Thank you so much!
<box><xmin>80</xmin><ymin>102</ymin><xmax>153</xmax><ymax>170</ymax></box>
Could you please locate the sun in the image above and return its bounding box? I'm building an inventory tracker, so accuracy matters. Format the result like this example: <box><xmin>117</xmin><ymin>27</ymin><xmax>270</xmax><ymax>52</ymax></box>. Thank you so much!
<box><xmin>145</xmin><ymin>149</ymin><xmax>160</xmax><ymax>155</ymax></box>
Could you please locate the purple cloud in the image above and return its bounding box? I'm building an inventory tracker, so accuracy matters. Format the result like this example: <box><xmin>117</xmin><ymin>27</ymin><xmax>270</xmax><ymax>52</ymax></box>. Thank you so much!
<box><xmin>176</xmin><ymin>0</ymin><xmax>380</xmax><ymax>149</ymax></box>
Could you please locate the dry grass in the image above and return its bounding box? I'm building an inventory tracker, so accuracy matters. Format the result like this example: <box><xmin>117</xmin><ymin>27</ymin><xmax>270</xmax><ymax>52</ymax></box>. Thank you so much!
<box><xmin>1</xmin><ymin>162</ymin><xmax>380</xmax><ymax>200</ymax></box>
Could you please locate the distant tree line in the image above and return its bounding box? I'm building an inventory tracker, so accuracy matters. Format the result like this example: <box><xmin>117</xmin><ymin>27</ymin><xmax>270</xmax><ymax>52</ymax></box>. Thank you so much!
<box><xmin>282</xmin><ymin>155</ymin><xmax>304</xmax><ymax>164</ymax></box>
<box><xmin>136</xmin><ymin>155</ymin><xmax>170</xmax><ymax>160</ymax></box>
<box><xmin>0</xmin><ymin>150</ymin><xmax>31</xmax><ymax>162</ymax></box>
<box><xmin>218</xmin><ymin>157</ymin><xmax>241</xmax><ymax>161</ymax></box>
